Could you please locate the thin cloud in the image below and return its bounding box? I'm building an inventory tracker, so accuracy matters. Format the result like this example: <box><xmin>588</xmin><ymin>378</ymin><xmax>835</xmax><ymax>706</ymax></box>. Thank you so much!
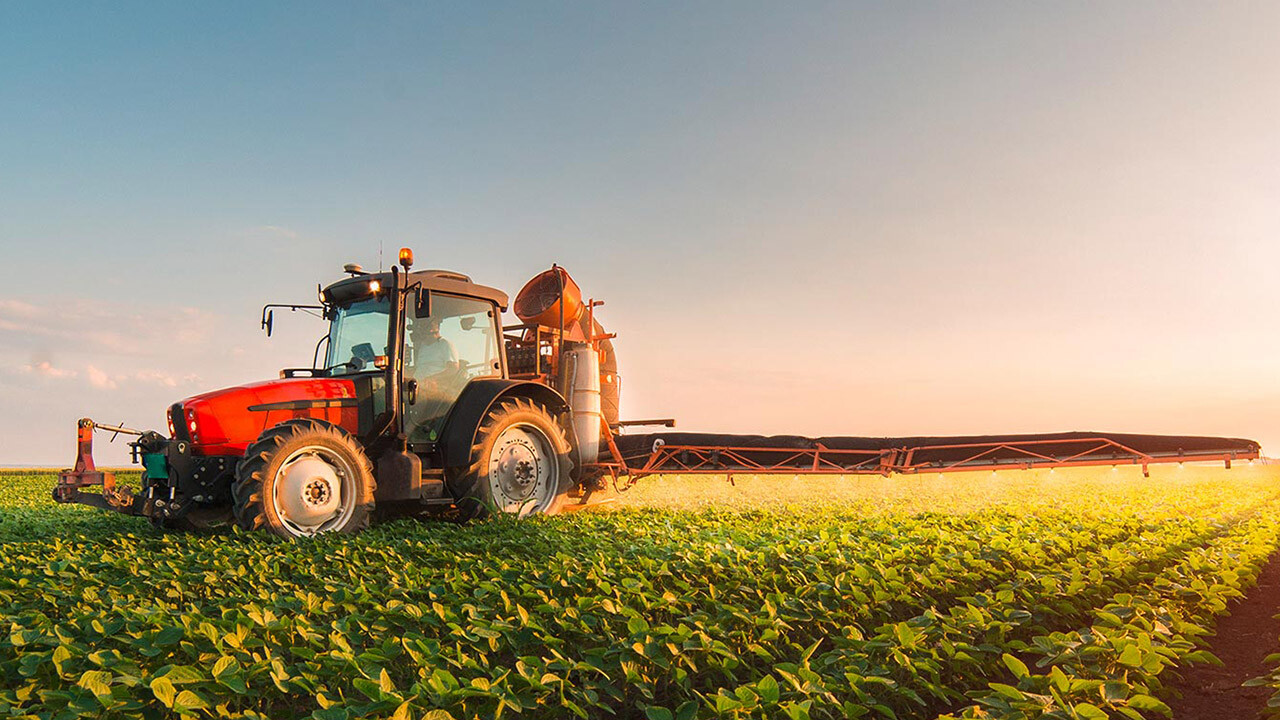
<box><xmin>1</xmin><ymin>296</ymin><xmax>219</xmax><ymax>395</ymax></box>
<box><xmin>23</xmin><ymin>360</ymin><xmax>77</xmax><ymax>380</ymax></box>
<box><xmin>0</xmin><ymin>299</ymin><xmax>40</xmax><ymax>319</ymax></box>
<box><xmin>12</xmin><ymin>362</ymin><xmax>202</xmax><ymax>392</ymax></box>
<box><xmin>85</xmin><ymin>365</ymin><xmax>118</xmax><ymax>390</ymax></box>
<box><xmin>0</xmin><ymin>296</ymin><xmax>227</xmax><ymax>357</ymax></box>
<box><xmin>132</xmin><ymin>369</ymin><xmax>201</xmax><ymax>388</ymax></box>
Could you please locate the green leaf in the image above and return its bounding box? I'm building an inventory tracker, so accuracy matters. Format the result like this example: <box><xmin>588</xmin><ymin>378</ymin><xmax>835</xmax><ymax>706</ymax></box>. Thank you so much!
<box><xmin>1095</xmin><ymin>611</ymin><xmax>1124</xmax><ymax>627</ymax></box>
<box><xmin>150</xmin><ymin>677</ymin><xmax>176</xmax><ymax>708</ymax></box>
<box><xmin>52</xmin><ymin>645</ymin><xmax>72</xmax><ymax>675</ymax></box>
<box><xmin>1127</xmin><ymin>694</ymin><xmax>1172</xmax><ymax>716</ymax></box>
<box><xmin>990</xmin><ymin>683</ymin><xmax>1024</xmax><ymax>701</ymax></box>
<box><xmin>353</xmin><ymin>677</ymin><xmax>383</xmax><ymax>701</ymax></box>
<box><xmin>1117</xmin><ymin>645</ymin><xmax>1142</xmax><ymax>668</ymax></box>
<box><xmin>162</xmin><ymin>665</ymin><xmax>206</xmax><ymax>684</ymax></box>
<box><xmin>153</xmin><ymin>627</ymin><xmax>183</xmax><ymax>646</ymax></box>
<box><xmin>758</xmin><ymin>675</ymin><xmax>781</xmax><ymax>704</ymax></box>
<box><xmin>801</xmin><ymin>638</ymin><xmax>823</xmax><ymax>664</ymax></box>
<box><xmin>1184</xmin><ymin>650</ymin><xmax>1223</xmax><ymax>666</ymax></box>
<box><xmin>1102</xmin><ymin>681</ymin><xmax>1128</xmax><ymax>702</ymax></box>
<box><xmin>1074</xmin><ymin>703</ymin><xmax>1108</xmax><ymax>720</ymax></box>
<box><xmin>218</xmin><ymin>673</ymin><xmax>249</xmax><ymax>694</ymax></box>
<box><xmin>1049</xmin><ymin>666</ymin><xmax>1070</xmax><ymax>692</ymax></box>
<box><xmin>645</xmin><ymin>708</ymin><xmax>674</xmax><ymax>720</ymax></box>
<box><xmin>431</xmin><ymin>668</ymin><xmax>460</xmax><ymax>693</ymax></box>
<box><xmin>77</xmin><ymin>670</ymin><xmax>111</xmax><ymax>698</ymax></box>
<box><xmin>713</xmin><ymin>694</ymin><xmax>743</xmax><ymax>713</ymax></box>
<box><xmin>174</xmin><ymin>689</ymin><xmax>209</xmax><ymax>711</ymax></box>
<box><xmin>1002</xmin><ymin>653</ymin><xmax>1029</xmax><ymax>679</ymax></box>
<box><xmin>212</xmin><ymin>656</ymin><xmax>238</xmax><ymax>678</ymax></box>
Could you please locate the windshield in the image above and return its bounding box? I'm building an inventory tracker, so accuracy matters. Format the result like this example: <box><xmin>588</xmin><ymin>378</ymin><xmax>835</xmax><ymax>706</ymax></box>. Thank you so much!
<box><xmin>325</xmin><ymin>298</ymin><xmax>390</xmax><ymax>375</ymax></box>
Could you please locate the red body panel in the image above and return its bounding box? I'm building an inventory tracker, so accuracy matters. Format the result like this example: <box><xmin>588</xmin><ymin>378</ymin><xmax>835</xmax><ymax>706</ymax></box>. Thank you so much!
<box><xmin>181</xmin><ymin>377</ymin><xmax>360</xmax><ymax>456</ymax></box>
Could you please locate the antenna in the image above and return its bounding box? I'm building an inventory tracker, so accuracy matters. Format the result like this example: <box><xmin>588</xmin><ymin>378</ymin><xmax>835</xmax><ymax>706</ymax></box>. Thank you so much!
<box><xmin>379</xmin><ymin>240</ymin><xmax>383</xmax><ymax>272</ymax></box>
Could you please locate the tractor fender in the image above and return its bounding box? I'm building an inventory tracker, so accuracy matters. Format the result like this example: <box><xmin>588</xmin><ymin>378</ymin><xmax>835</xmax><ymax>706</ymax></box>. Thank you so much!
<box><xmin>438</xmin><ymin>379</ymin><xmax>573</xmax><ymax>469</ymax></box>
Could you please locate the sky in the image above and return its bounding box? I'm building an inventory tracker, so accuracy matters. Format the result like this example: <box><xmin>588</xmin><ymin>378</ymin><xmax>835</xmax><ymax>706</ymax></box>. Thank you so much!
<box><xmin>1</xmin><ymin>2</ymin><xmax>1278</xmax><ymax>465</ymax></box>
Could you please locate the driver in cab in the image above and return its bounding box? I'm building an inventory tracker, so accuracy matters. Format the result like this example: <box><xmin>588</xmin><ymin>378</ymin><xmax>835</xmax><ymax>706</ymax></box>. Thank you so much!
<box><xmin>408</xmin><ymin>317</ymin><xmax>459</xmax><ymax>382</ymax></box>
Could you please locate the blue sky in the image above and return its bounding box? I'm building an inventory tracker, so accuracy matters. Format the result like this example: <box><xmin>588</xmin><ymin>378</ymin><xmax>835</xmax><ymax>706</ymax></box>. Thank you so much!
<box><xmin>2</xmin><ymin>3</ymin><xmax>1278</xmax><ymax>464</ymax></box>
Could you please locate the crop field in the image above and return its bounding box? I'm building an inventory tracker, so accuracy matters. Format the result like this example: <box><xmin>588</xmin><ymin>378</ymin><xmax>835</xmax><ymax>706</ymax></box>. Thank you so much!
<box><xmin>2</xmin><ymin>466</ymin><xmax>1280</xmax><ymax>720</ymax></box>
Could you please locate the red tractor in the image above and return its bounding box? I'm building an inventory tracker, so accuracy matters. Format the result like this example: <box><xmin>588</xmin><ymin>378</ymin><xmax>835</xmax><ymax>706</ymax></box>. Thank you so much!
<box><xmin>56</xmin><ymin>250</ymin><xmax>625</xmax><ymax>538</ymax></box>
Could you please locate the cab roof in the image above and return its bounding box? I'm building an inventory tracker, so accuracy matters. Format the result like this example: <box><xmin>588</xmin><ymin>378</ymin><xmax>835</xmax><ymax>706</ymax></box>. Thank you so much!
<box><xmin>323</xmin><ymin>269</ymin><xmax>509</xmax><ymax>311</ymax></box>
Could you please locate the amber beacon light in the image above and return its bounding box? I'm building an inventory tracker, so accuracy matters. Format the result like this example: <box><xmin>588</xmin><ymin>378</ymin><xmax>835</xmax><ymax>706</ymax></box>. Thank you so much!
<box><xmin>398</xmin><ymin>247</ymin><xmax>414</xmax><ymax>271</ymax></box>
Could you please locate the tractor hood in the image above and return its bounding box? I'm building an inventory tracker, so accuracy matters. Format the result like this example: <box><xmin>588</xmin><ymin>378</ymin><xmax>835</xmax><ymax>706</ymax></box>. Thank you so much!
<box><xmin>172</xmin><ymin>376</ymin><xmax>361</xmax><ymax>456</ymax></box>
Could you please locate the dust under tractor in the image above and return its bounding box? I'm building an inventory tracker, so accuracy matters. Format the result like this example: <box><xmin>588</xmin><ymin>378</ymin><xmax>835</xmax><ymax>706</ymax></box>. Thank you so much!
<box><xmin>55</xmin><ymin>249</ymin><xmax>1262</xmax><ymax>538</ymax></box>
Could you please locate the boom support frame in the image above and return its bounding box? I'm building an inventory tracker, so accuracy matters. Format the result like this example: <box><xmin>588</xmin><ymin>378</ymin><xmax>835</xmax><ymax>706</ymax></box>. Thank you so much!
<box><xmin>614</xmin><ymin>435</ymin><xmax>1258</xmax><ymax>481</ymax></box>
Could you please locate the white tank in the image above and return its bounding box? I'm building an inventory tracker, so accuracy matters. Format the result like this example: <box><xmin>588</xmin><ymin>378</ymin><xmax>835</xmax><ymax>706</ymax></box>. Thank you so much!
<box><xmin>566</xmin><ymin>345</ymin><xmax>602</xmax><ymax>464</ymax></box>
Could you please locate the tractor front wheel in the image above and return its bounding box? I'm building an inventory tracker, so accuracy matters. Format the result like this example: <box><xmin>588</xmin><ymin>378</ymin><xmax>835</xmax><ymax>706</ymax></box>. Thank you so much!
<box><xmin>448</xmin><ymin>397</ymin><xmax>574</xmax><ymax>519</ymax></box>
<box><xmin>232</xmin><ymin>419</ymin><xmax>376</xmax><ymax>538</ymax></box>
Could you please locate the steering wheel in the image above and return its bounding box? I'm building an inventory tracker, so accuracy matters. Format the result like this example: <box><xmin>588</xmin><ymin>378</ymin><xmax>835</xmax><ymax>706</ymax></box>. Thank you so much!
<box><xmin>349</xmin><ymin>342</ymin><xmax>377</xmax><ymax>371</ymax></box>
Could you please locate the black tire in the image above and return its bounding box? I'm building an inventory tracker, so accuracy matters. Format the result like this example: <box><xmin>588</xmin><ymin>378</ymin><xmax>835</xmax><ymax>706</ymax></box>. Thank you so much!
<box><xmin>446</xmin><ymin>397</ymin><xmax>574</xmax><ymax>519</ymax></box>
<box><xmin>232</xmin><ymin>419</ymin><xmax>376</xmax><ymax>538</ymax></box>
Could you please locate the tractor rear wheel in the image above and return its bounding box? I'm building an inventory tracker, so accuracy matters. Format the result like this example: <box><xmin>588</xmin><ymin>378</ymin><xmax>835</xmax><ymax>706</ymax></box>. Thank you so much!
<box><xmin>232</xmin><ymin>419</ymin><xmax>376</xmax><ymax>538</ymax></box>
<box><xmin>447</xmin><ymin>397</ymin><xmax>574</xmax><ymax>519</ymax></box>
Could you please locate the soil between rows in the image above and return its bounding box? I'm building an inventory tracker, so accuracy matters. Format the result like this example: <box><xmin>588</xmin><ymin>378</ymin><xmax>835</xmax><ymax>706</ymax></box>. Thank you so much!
<box><xmin>1167</xmin><ymin>552</ymin><xmax>1280</xmax><ymax>719</ymax></box>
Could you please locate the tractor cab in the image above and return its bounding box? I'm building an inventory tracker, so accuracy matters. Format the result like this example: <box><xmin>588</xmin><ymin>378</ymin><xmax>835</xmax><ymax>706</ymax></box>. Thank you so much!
<box><xmin>318</xmin><ymin>264</ymin><xmax>510</xmax><ymax>449</ymax></box>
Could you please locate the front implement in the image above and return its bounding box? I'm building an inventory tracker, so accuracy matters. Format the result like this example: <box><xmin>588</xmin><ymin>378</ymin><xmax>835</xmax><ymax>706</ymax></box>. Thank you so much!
<box><xmin>55</xmin><ymin>418</ymin><xmax>230</xmax><ymax>526</ymax></box>
<box><xmin>54</xmin><ymin>419</ymin><xmax>144</xmax><ymax>513</ymax></box>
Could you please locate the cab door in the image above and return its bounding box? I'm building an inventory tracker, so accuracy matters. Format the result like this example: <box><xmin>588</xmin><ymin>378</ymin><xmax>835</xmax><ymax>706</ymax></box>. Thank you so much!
<box><xmin>402</xmin><ymin>294</ymin><xmax>503</xmax><ymax>444</ymax></box>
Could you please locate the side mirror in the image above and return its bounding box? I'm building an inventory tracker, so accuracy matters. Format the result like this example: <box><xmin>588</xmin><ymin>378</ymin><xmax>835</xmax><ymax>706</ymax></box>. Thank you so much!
<box><xmin>415</xmin><ymin>287</ymin><xmax>431</xmax><ymax>318</ymax></box>
<box><xmin>263</xmin><ymin>310</ymin><xmax>274</xmax><ymax>337</ymax></box>
<box><xmin>460</xmin><ymin>316</ymin><xmax>476</xmax><ymax>331</ymax></box>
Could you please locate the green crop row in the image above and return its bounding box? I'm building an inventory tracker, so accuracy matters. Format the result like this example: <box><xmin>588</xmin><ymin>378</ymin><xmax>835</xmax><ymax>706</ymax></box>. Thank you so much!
<box><xmin>940</xmin><ymin>509</ymin><xmax>1280</xmax><ymax>719</ymax></box>
<box><xmin>0</xmin><ymin>469</ymin><xmax>1277</xmax><ymax>720</ymax></box>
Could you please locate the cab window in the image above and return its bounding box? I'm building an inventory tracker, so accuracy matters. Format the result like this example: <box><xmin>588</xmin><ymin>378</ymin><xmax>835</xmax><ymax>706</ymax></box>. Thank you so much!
<box><xmin>403</xmin><ymin>295</ymin><xmax>500</xmax><ymax>443</ymax></box>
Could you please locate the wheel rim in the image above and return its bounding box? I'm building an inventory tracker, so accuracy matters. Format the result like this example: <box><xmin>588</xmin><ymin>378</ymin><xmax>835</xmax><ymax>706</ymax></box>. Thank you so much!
<box><xmin>487</xmin><ymin>422</ymin><xmax>558</xmax><ymax>516</ymax></box>
<box><xmin>271</xmin><ymin>445</ymin><xmax>358</xmax><ymax>536</ymax></box>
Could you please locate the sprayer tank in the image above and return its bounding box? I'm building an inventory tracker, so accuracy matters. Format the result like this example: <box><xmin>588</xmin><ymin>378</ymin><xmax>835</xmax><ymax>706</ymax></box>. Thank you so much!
<box><xmin>566</xmin><ymin>345</ymin><xmax>602</xmax><ymax>463</ymax></box>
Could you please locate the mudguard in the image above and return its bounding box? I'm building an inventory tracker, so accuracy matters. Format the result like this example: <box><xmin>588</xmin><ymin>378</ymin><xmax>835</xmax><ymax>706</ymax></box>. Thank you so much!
<box><xmin>438</xmin><ymin>379</ymin><xmax>571</xmax><ymax>469</ymax></box>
